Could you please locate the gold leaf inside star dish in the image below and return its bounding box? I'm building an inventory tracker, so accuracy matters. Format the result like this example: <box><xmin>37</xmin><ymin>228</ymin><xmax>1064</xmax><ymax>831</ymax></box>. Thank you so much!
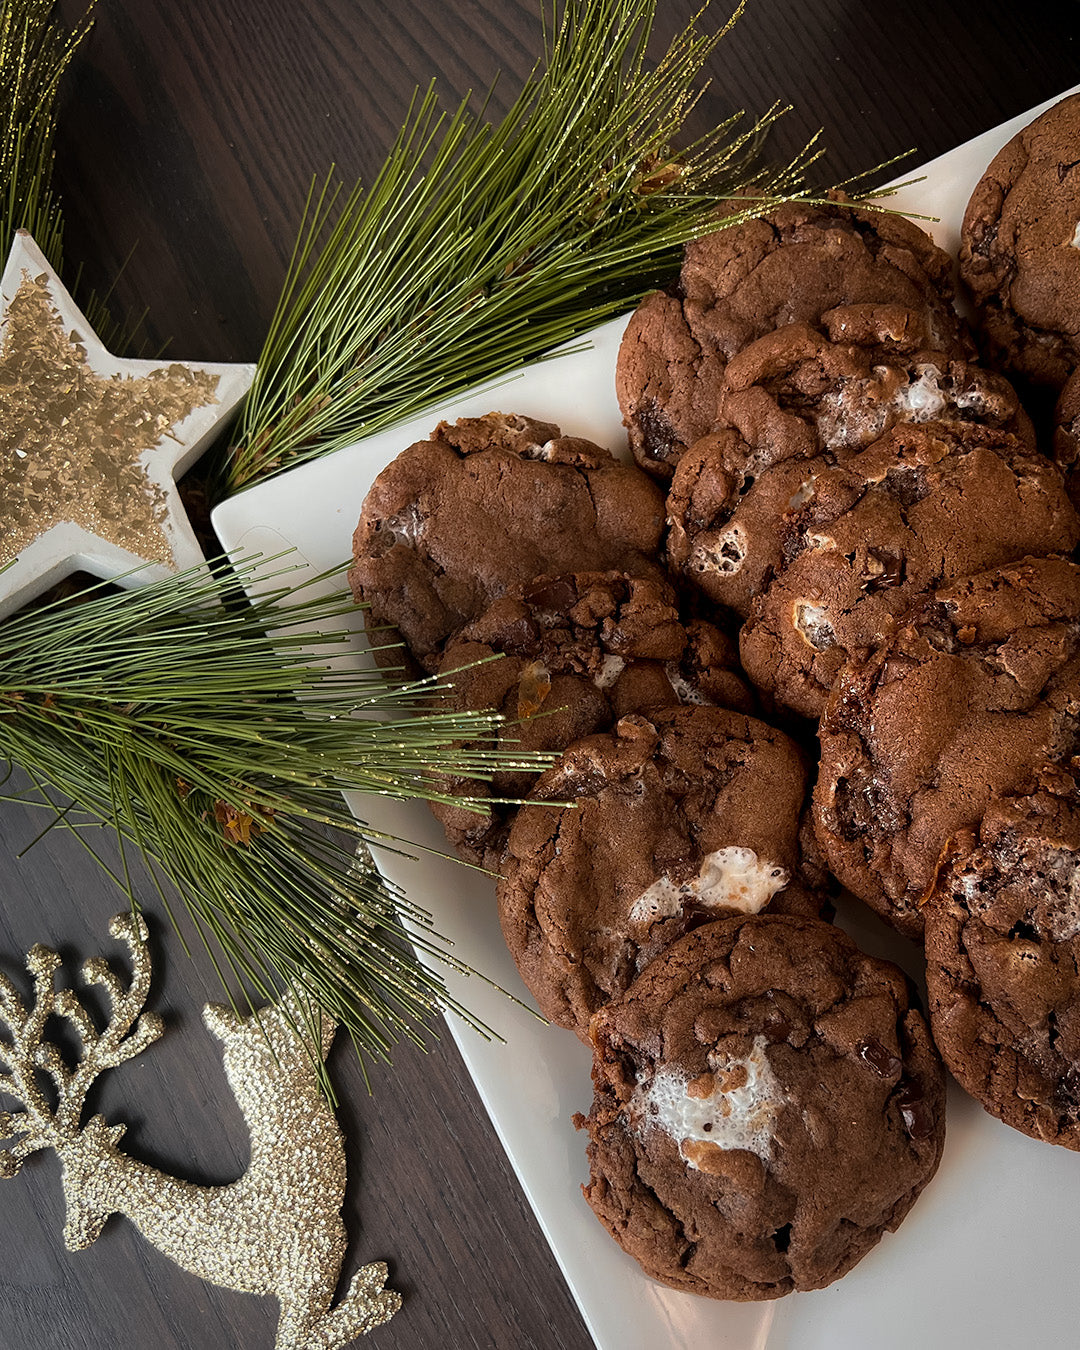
<box><xmin>0</xmin><ymin>269</ymin><xmax>220</xmax><ymax>567</ymax></box>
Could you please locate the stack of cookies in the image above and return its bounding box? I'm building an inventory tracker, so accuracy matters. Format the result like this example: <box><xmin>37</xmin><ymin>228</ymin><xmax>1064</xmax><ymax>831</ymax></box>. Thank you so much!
<box><xmin>348</xmin><ymin>91</ymin><xmax>1080</xmax><ymax>1304</ymax></box>
<box><xmin>350</xmin><ymin>402</ymin><xmax>945</xmax><ymax>1297</ymax></box>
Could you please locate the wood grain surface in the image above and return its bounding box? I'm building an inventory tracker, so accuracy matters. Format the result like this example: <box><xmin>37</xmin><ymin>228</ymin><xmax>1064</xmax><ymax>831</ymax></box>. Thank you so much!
<box><xmin>1</xmin><ymin>3</ymin><xmax>1077</xmax><ymax>1348</ymax></box>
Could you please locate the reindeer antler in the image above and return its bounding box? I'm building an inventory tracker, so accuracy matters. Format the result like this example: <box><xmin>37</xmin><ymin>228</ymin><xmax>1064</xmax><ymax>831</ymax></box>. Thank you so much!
<box><xmin>0</xmin><ymin>943</ymin><xmax>64</xmax><ymax>1175</ymax></box>
<box><xmin>0</xmin><ymin>913</ymin><xmax>163</xmax><ymax>1176</ymax></box>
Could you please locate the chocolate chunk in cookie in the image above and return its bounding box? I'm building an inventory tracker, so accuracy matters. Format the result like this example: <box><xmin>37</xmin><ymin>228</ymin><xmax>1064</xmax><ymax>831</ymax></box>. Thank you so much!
<box><xmin>430</xmin><ymin>571</ymin><xmax>753</xmax><ymax>870</ymax></box>
<box><xmin>814</xmin><ymin>555</ymin><xmax>1080</xmax><ymax>938</ymax></box>
<box><xmin>497</xmin><ymin>707</ymin><xmax>821</xmax><ymax>1039</ymax></box>
<box><xmin>924</xmin><ymin>778</ymin><xmax>1080</xmax><ymax>1149</ymax></box>
<box><xmin>617</xmin><ymin>289</ymin><xmax>728</xmax><ymax>482</ymax></box>
<box><xmin>349</xmin><ymin>412</ymin><xmax>666</xmax><ymax>672</ymax></box>
<box><xmin>617</xmin><ymin>197</ymin><xmax>964</xmax><ymax>480</ymax></box>
<box><xmin>960</xmin><ymin>92</ymin><xmax>1080</xmax><ymax>389</ymax></box>
<box><xmin>580</xmin><ymin>914</ymin><xmax>946</xmax><ymax>1299</ymax></box>
<box><xmin>738</xmin><ymin>423</ymin><xmax>1080</xmax><ymax>718</ymax></box>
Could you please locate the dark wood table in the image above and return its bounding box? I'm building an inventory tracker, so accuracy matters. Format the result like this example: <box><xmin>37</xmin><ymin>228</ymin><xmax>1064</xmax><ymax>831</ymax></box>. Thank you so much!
<box><xmin>1</xmin><ymin>3</ymin><xmax>1077</xmax><ymax>1347</ymax></box>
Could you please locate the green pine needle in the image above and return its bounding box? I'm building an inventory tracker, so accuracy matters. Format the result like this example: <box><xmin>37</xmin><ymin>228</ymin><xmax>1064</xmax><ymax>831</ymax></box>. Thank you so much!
<box><xmin>1</xmin><ymin>0</ymin><xmax>94</xmax><ymax>272</ymax></box>
<box><xmin>0</xmin><ymin>561</ymin><xmax>551</xmax><ymax>1071</ymax></box>
<box><xmin>1</xmin><ymin>2</ymin><xmax>142</xmax><ymax>348</ymax></box>
<box><xmin>220</xmin><ymin>0</ymin><xmax>823</xmax><ymax>492</ymax></box>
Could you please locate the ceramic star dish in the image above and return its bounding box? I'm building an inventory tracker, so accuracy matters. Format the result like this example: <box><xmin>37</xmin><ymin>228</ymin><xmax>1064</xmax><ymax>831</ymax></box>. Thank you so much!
<box><xmin>0</xmin><ymin>230</ymin><xmax>254</xmax><ymax>620</ymax></box>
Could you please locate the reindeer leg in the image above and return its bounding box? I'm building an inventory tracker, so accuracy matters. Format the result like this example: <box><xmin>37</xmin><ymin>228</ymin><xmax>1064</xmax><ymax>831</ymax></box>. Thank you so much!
<box><xmin>271</xmin><ymin>1297</ymin><xmax>312</xmax><ymax>1350</ymax></box>
<box><xmin>272</xmin><ymin>1263</ymin><xmax>399</xmax><ymax>1350</ymax></box>
<box><xmin>298</xmin><ymin>1263</ymin><xmax>400</xmax><ymax>1349</ymax></box>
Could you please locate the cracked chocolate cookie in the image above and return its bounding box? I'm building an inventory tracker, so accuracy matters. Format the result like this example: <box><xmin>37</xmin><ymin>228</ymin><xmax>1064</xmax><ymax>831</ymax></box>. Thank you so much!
<box><xmin>579</xmin><ymin>913</ymin><xmax>946</xmax><ymax>1299</ymax></box>
<box><xmin>430</xmin><ymin>571</ymin><xmax>753</xmax><ymax>870</ymax></box>
<box><xmin>665</xmin><ymin>325</ymin><xmax>1034</xmax><ymax>619</ymax></box>
<box><xmin>738</xmin><ymin>422</ymin><xmax>1080</xmax><ymax>718</ymax></box>
<box><xmin>497</xmin><ymin>707</ymin><xmax>822</xmax><ymax>1040</ymax></box>
<box><xmin>717</xmin><ymin>310</ymin><xmax>1032</xmax><ymax>476</ymax></box>
<box><xmin>924</xmin><ymin>777</ymin><xmax>1080</xmax><ymax>1149</ymax></box>
<box><xmin>813</xmin><ymin>555</ymin><xmax>1080</xmax><ymax>939</ymax></box>
<box><xmin>348</xmin><ymin>412</ymin><xmax>666</xmax><ymax>672</ymax></box>
<box><xmin>616</xmin><ymin>196</ymin><xmax>964</xmax><ymax>481</ymax></box>
<box><xmin>960</xmin><ymin>92</ymin><xmax>1080</xmax><ymax>389</ymax></box>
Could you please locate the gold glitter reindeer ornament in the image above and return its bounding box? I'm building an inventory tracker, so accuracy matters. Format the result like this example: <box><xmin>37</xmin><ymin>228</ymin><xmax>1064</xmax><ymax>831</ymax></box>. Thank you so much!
<box><xmin>0</xmin><ymin>914</ymin><xmax>400</xmax><ymax>1349</ymax></box>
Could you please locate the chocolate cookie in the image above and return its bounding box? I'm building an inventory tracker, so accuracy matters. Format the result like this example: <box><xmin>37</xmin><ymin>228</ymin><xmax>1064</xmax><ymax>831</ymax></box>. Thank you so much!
<box><xmin>497</xmin><ymin>707</ymin><xmax>821</xmax><ymax>1039</ymax></box>
<box><xmin>717</xmin><ymin>310</ymin><xmax>1032</xmax><ymax>476</ymax></box>
<box><xmin>580</xmin><ymin>914</ymin><xmax>946</xmax><ymax>1299</ymax></box>
<box><xmin>617</xmin><ymin>197</ymin><xmax>964</xmax><ymax>480</ymax></box>
<box><xmin>1052</xmin><ymin>364</ymin><xmax>1080</xmax><ymax>506</ymax></box>
<box><xmin>665</xmin><ymin>325</ymin><xmax>1034</xmax><ymax>617</ymax></box>
<box><xmin>924</xmin><ymin>777</ymin><xmax>1080</xmax><ymax>1149</ymax></box>
<box><xmin>666</xmin><ymin>429</ymin><xmax>811</xmax><ymax>620</ymax></box>
<box><xmin>348</xmin><ymin>412</ymin><xmax>666</xmax><ymax>672</ymax></box>
<box><xmin>430</xmin><ymin>571</ymin><xmax>753</xmax><ymax>870</ymax></box>
<box><xmin>813</xmin><ymin>555</ymin><xmax>1080</xmax><ymax>938</ymax></box>
<box><xmin>960</xmin><ymin>92</ymin><xmax>1080</xmax><ymax>388</ymax></box>
<box><xmin>738</xmin><ymin>423</ymin><xmax>1080</xmax><ymax>718</ymax></box>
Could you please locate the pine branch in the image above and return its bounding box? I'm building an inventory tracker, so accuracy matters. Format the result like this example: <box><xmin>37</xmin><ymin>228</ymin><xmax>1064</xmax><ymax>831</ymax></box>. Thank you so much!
<box><xmin>0</xmin><ymin>0</ymin><xmax>95</xmax><ymax>271</ymax></box>
<box><xmin>0</xmin><ymin>561</ymin><xmax>550</xmax><ymax>1069</ymax></box>
<box><xmin>219</xmin><ymin>0</ymin><xmax>823</xmax><ymax>493</ymax></box>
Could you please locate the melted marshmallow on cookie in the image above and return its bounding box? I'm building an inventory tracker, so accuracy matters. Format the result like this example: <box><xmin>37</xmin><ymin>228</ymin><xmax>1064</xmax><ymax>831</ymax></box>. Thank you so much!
<box><xmin>629</xmin><ymin>847</ymin><xmax>789</xmax><ymax>924</ymax></box>
<box><xmin>690</xmin><ymin>522</ymin><xmax>748</xmax><ymax>576</ymax></box>
<box><xmin>591</xmin><ymin>654</ymin><xmax>626</xmax><ymax>689</ymax></box>
<box><xmin>661</xmin><ymin>664</ymin><xmax>711</xmax><ymax>706</ymax></box>
<box><xmin>635</xmin><ymin>1035</ymin><xmax>784</xmax><ymax>1167</ymax></box>
<box><xmin>816</xmin><ymin>362</ymin><xmax>959</xmax><ymax>450</ymax></box>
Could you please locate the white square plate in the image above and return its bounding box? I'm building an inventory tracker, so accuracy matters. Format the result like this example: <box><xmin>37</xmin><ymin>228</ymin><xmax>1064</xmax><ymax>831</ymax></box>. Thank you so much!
<box><xmin>213</xmin><ymin>87</ymin><xmax>1080</xmax><ymax>1350</ymax></box>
